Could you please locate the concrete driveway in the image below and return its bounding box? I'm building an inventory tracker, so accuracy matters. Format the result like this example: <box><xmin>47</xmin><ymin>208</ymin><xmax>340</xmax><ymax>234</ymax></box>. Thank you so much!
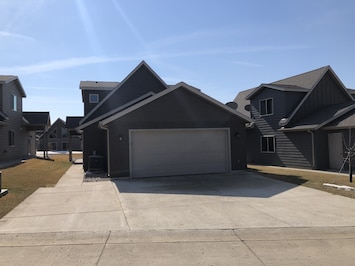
<box><xmin>1</xmin><ymin>165</ymin><xmax>355</xmax><ymax>265</ymax></box>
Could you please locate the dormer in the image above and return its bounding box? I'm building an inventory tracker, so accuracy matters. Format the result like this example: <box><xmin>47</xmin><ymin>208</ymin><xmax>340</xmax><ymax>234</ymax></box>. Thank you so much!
<box><xmin>80</xmin><ymin>81</ymin><xmax>119</xmax><ymax>115</ymax></box>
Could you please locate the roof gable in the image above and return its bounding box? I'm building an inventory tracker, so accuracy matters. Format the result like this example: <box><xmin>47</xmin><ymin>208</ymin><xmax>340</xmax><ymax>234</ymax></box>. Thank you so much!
<box><xmin>51</xmin><ymin>118</ymin><xmax>66</xmax><ymax>127</ymax></box>
<box><xmin>324</xmin><ymin>106</ymin><xmax>355</xmax><ymax>129</ymax></box>
<box><xmin>281</xmin><ymin>102</ymin><xmax>355</xmax><ymax>131</ymax></box>
<box><xmin>100</xmin><ymin>82</ymin><xmax>252</xmax><ymax>126</ymax></box>
<box><xmin>0</xmin><ymin>75</ymin><xmax>26</xmax><ymax>97</ymax></box>
<box><xmin>246</xmin><ymin>66</ymin><xmax>329</xmax><ymax>100</ymax></box>
<box><xmin>80</xmin><ymin>61</ymin><xmax>168</xmax><ymax>125</ymax></box>
<box><xmin>77</xmin><ymin>92</ymin><xmax>155</xmax><ymax>130</ymax></box>
<box><xmin>285</xmin><ymin>67</ymin><xmax>353</xmax><ymax>127</ymax></box>
<box><xmin>233</xmin><ymin>88</ymin><xmax>255</xmax><ymax>118</ymax></box>
<box><xmin>271</xmin><ymin>66</ymin><xmax>329</xmax><ymax>89</ymax></box>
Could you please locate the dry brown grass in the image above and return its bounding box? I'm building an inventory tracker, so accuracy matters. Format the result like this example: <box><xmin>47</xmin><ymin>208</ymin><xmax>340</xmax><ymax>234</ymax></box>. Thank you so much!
<box><xmin>248</xmin><ymin>164</ymin><xmax>355</xmax><ymax>199</ymax></box>
<box><xmin>0</xmin><ymin>154</ymin><xmax>80</xmax><ymax>218</ymax></box>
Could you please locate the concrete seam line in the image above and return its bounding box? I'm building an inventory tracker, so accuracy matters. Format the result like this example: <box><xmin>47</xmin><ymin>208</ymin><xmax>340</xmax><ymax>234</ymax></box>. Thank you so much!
<box><xmin>233</xmin><ymin>229</ymin><xmax>266</xmax><ymax>266</ymax></box>
<box><xmin>96</xmin><ymin>230</ymin><xmax>111</xmax><ymax>265</ymax></box>
<box><xmin>111</xmin><ymin>182</ymin><xmax>130</xmax><ymax>230</ymax></box>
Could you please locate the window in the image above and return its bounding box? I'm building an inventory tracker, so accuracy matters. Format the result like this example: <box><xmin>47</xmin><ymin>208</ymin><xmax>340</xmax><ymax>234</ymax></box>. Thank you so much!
<box><xmin>261</xmin><ymin>136</ymin><xmax>275</xmax><ymax>153</ymax></box>
<box><xmin>62</xmin><ymin>142</ymin><xmax>68</xmax><ymax>151</ymax></box>
<box><xmin>89</xmin><ymin>94</ymin><xmax>99</xmax><ymax>103</ymax></box>
<box><xmin>9</xmin><ymin>130</ymin><xmax>15</xmax><ymax>146</ymax></box>
<box><xmin>259</xmin><ymin>98</ymin><xmax>273</xmax><ymax>116</ymax></box>
<box><xmin>61</xmin><ymin>127</ymin><xmax>68</xmax><ymax>138</ymax></box>
<box><xmin>10</xmin><ymin>94</ymin><xmax>17</xmax><ymax>111</ymax></box>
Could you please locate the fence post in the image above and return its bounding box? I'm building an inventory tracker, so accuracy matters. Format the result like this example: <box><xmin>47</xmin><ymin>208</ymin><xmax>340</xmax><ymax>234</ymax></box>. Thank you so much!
<box><xmin>0</xmin><ymin>171</ymin><xmax>2</xmax><ymax>192</ymax></box>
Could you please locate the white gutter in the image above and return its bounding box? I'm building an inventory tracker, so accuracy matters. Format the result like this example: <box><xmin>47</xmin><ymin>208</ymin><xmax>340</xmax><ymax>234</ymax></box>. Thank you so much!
<box><xmin>99</xmin><ymin>123</ymin><xmax>111</xmax><ymax>177</ymax></box>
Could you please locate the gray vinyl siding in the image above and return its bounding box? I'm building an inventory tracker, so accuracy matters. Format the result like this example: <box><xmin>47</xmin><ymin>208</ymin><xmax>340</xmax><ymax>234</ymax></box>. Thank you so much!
<box><xmin>0</xmin><ymin>82</ymin><xmax>27</xmax><ymax>162</ymax></box>
<box><xmin>313</xmin><ymin>130</ymin><xmax>329</xmax><ymax>169</ymax></box>
<box><xmin>291</xmin><ymin>71</ymin><xmax>352</xmax><ymax>123</ymax></box>
<box><xmin>86</xmin><ymin>64</ymin><xmax>166</xmax><ymax>121</ymax></box>
<box><xmin>327</xmin><ymin>128</ymin><xmax>355</xmax><ymax>171</ymax></box>
<box><xmin>105</xmin><ymin>88</ymin><xmax>247</xmax><ymax>177</ymax></box>
<box><xmin>0</xmin><ymin>84</ymin><xmax>3</xmax><ymax>110</ymax></box>
<box><xmin>40</xmin><ymin>119</ymin><xmax>70</xmax><ymax>151</ymax></box>
<box><xmin>81</xmin><ymin>65</ymin><xmax>168</xmax><ymax>170</ymax></box>
<box><xmin>278</xmin><ymin>131</ymin><xmax>313</xmax><ymax>168</ymax></box>
<box><xmin>82</xmin><ymin>123</ymin><xmax>107</xmax><ymax>172</ymax></box>
<box><xmin>83</xmin><ymin>89</ymin><xmax>112</xmax><ymax>115</ymax></box>
<box><xmin>248</xmin><ymin>88</ymin><xmax>314</xmax><ymax>168</ymax></box>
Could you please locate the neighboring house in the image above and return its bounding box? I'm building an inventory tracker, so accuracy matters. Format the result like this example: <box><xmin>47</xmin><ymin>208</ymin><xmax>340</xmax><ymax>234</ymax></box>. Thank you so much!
<box><xmin>23</xmin><ymin>111</ymin><xmax>51</xmax><ymax>156</ymax></box>
<box><xmin>77</xmin><ymin>61</ymin><xmax>251</xmax><ymax>178</ymax></box>
<box><xmin>234</xmin><ymin>65</ymin><xmax>355</xmax><ymax>170</ymax></box>
<box><xmin>66</xmin><ymin>116</ymin><xmax>83</xmax><ymax>162</ymax></box>
<box><xmin>0</xmin><ymin>76</ymin><xmax>49</xmax><ymax>163</ymax></box>
<box><xmin>38</xmin><ymin>118</ymin><xmax>82</xmax><ymax>152</ymax></box>
<box><xmin>48</xmin><ymin>118</ymin><xmax>68</xmax><ymax>151</ymax></box>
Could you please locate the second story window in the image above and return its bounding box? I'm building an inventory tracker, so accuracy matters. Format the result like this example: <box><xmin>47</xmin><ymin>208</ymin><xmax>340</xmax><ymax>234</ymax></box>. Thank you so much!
<box><xmin>89</xmin><ymin>94</ymin><xmax>99</xmax><ymax>103</ymax></box>
<box><xmin>11</xmin><ymin>94</ymin><xmax>17</xmax><ymax>111</ymax></box>
<box><xmin>259</xmin><ymin>98</ymin><xmax>273</xmax><ymax>116</ymax></box>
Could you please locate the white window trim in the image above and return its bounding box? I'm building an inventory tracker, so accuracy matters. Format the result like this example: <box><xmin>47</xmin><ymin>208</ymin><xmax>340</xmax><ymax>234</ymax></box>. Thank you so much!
<box><xmin>89</xmin><ymin>93</ymin><xmax>99</xmax><ymax>103</ymax></box>
<box><xmin>260</xmin><ymin>135</ymin><xmax>275</xmax><ymax>153</ymax></box>
<box><xmin>259</xmin><ymin>97</ymin><xmax>273</xmax><ymax>117</ymax></box>
<box><xmin>11</xmin><ymin>93</ymin><xmax>17</xmax><ymax>111</ymax></box>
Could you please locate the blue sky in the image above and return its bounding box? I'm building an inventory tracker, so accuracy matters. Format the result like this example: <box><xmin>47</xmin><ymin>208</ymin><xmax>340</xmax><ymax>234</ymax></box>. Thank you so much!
<box><xmin>1</xmin><ymin>0</ymin><xmax>355</xmax><ymax>120</ymax></box>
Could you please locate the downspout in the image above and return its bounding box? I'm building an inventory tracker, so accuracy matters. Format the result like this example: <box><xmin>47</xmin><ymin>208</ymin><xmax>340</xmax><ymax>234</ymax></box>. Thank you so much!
<box><xmin>307</xmin><ymin>130</ymin><xmax>315</xmax><ymax>169</ymax></box>
<box><xmin>99</xmin><ymin>122</ymin><xmax>111</xmax><ymax>177</ymax></box>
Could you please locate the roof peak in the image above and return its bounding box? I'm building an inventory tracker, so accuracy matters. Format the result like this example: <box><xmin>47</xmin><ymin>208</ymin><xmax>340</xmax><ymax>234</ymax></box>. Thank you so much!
<box><xmin>271</xmin><ymin>65</ymin><xmax>330</xmax><ymax>89</ymax></box>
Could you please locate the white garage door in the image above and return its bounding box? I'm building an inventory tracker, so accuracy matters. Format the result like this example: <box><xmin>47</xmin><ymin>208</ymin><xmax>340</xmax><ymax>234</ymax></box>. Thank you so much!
<box><xmin>130</xmin><ymin>129</ymin><xmax>230</xmax><ymax>178</ymax></box>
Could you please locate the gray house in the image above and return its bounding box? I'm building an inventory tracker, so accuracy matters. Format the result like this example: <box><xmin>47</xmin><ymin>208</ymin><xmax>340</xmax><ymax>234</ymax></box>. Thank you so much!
<box><xmin>0</xmin><ymin>76</ymin><xmax>50</xmax><ymax>164</ymax></box>
<box><xmin>234</xmin><ymin>66</ymin><xmax>355</xmax><ymax>170</ymax></box>
<box><xmin>77</xmin><ymin>61</ymin><xmax>251</xmax><ymax>178</ymax></box>
<box><xmin>38</xmin><ymin>117</ymin><xmax>82</xmax><ymax>152</ymax></box>
<box><xmin>66</xmin><ymin>116</ymin><xmax>83</xmax><ymax>162</ymax></box>
<box><xmin>23</xmin><ymin>111</ymin><xmax>51</xmax><ymax>156</ymax></box>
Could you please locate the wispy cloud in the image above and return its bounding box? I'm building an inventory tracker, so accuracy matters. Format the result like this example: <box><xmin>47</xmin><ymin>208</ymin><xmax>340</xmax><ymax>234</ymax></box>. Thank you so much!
<box><xmin>148</xmin><ymin>29</ymin><xmax>245</xmax><ymax>49</ymax></box>
<box><xmin>0</xmin><ymin>55</ymin><xmax>137</xmax><ymax>75</ymax></box>
<box><xmin>231</xmin><ymin>61</ymin><xmax>263</xmax><ymax>67</ymax></box>
<box><xmin>0</xmin><ymin>31</ymin><xmax>35</xmax><ymax>41</ymax></box>
<box><xmin>0</xmin><ymin>44</ymin><xmax>309</xmax><ymax>75</ymax></box>
<box><xmin>148</xmin><ymin>45</ymin><xmax>310</xmax><ymax>58</ymax></box>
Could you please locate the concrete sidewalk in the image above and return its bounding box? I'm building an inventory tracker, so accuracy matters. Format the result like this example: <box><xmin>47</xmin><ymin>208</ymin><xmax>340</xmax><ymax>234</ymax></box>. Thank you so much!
<box><xmin>0</xmin><ymin>165</ymin><xmax>128</xmax><ymax>233</ymax></box>
<box><xmin>1</xmin><ymin>165</ymin><xmax>355</xmax><ymax>265</ymax></box>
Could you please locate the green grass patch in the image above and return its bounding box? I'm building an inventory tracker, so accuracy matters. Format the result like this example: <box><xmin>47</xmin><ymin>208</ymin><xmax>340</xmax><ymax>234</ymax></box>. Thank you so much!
<box><xmin>0</xmin><ymin>154</ymin><xmax>78</xmax><ymax>218</ymax></box>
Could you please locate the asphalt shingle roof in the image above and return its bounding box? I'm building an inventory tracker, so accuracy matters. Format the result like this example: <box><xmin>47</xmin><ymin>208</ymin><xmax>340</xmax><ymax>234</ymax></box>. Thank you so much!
<box><xmin>281</xmin><ymin>102</ymin><xmax>355</xmax><ymax>131</ymax></box>
<box><xmin>66</xmin><ymin>116</ymin><xmax>83</xmax><ymax>129</ymax></box>
<box><xmin>23</xmin><ymin>112</ymin><xmax>50</xmax><ymax>126</ymax></box>
<box><xmin>271</xmin><ymin>66</ymin><xmax>329</xmax><ymax>90</ymax></box>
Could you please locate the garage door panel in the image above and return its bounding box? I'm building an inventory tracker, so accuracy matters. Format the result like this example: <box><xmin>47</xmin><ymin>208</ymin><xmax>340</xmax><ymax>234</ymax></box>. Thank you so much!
<box><xmin>130</xmin><ymin>129</ymin><xmax>230</xmax><ymax>178</ymax></box>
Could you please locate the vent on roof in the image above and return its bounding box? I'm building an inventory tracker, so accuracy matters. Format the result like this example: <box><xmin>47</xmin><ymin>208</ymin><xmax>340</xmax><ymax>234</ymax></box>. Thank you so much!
<box><xmin>226</xmin><ymin>102</ymin><xmax>238</xmax><ymax>110</ymax></box>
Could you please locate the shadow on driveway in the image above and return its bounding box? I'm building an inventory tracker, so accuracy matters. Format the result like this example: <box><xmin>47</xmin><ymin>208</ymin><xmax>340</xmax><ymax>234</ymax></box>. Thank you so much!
<box><xmin>113</xmin><ymin>171</ymin><xmax>307</xmax><ymax>198</ymax></box>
